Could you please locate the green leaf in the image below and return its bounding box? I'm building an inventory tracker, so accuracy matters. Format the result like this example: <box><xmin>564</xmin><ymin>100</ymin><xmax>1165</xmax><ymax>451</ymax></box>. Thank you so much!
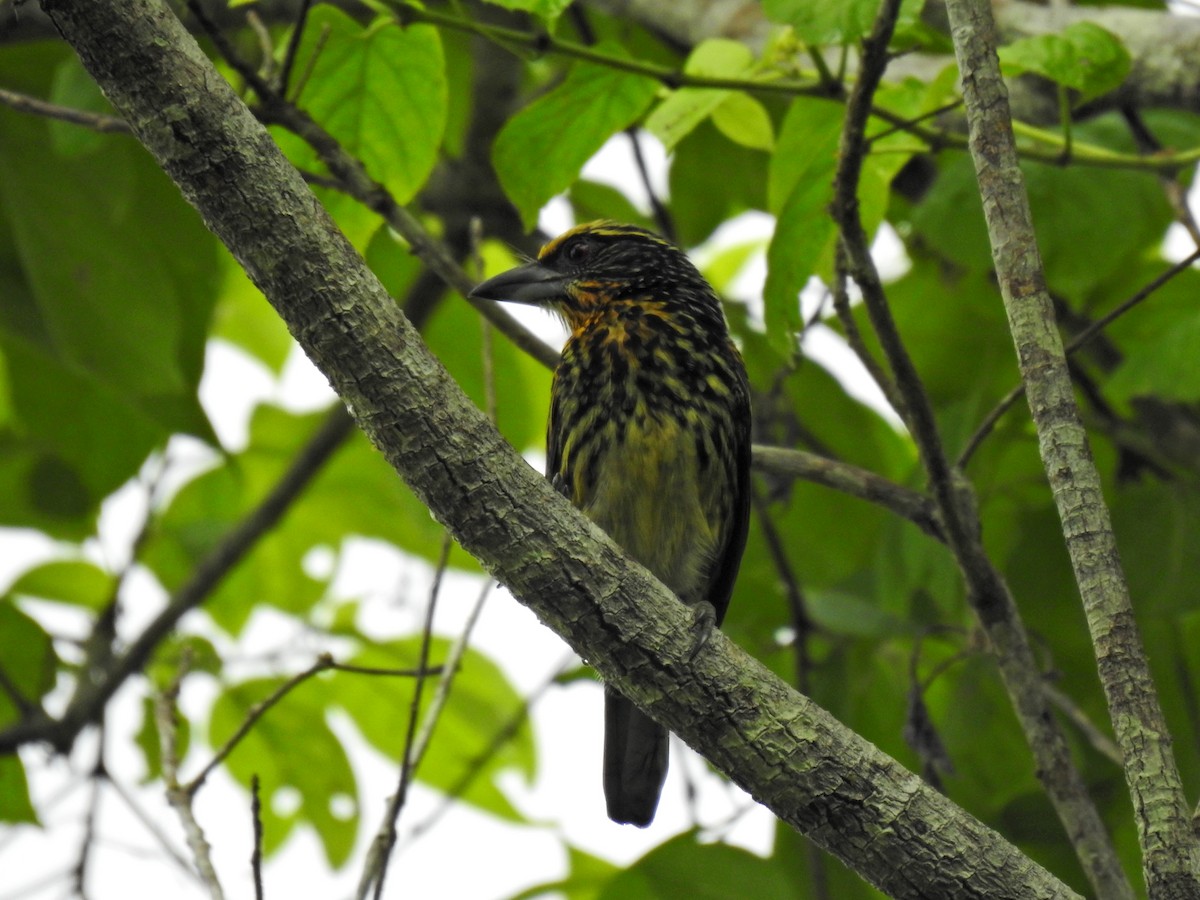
<box><xmin>568</xmin><ymin>181</ymin><xmax>655</xmax><ymax>231</ymax></box>
<box><xmin>142</xmin><ymin>404</ymin><xmax>476</xmax><ymax>634</ymax></box>
<box><xmin>669</xmin><ymin>120</ymin><xmax>768</xmax><ymax>246</ymax></box>
<box><xmin>711</xmin><ymin>93</ymin><xmax>775</xmax><ymax>151</ymax></box>
<box><xmin>999</xmin><ymin>22</ymin><xmax>1130</xmax><ymax>103</ymax></box>
<box><xmin>211</xmin><ymin>252</ymin><xmax>294</xmax><ymax>374</ymax></box>
<box><xmin>764</xmin><ymin>0</ymin><xmax>923</xmax><ymax>46</ymax></box>
<box><xmin>493</xmin><ymin>46</ymin><xmax>658</xmax><ymax>229</ymax></box>
<box><xmin>210</xmin><ymin>676</ymin><xmax>358</xmax><ymax>868</ymax></box>
<box><xmin>334</xmin><ymin>638</ymin><xmax>536</xmax><ymax>821</ymax></box>
<box><xmin>0</xmin><ymin>599</ymin><xmax>57</xmax><ymax>724</ymax></box>
<box><xmin>0</xmin><ymin>113</ymin><xmax>219</xmax><ymax>438</ymax></box>
<box><xmin>762</xmin><ymin>176</ymin><xmax>834</xmax><ymax>351</ymax></box>
<box><xmin>9</xmin><ymin>559</ymin><xmax>115</xmax><ymax>610</ymax></box>
<box><xmin>0</xmin><ymin>755</ymin><xmax>37</xmax><ymax>824</ymax></box>
<box><xmin>645</xmin><ymin>39</ymin><xmax>762</xmax><ymax>151</ymax></box>
<box><xmin>599</xmin><ymin>833</ymin><xmax>798</xmax><ymax>899</ymax></box>
<box><xmin>48</xmin><ymin>57</ymin><xmax>116</xmax><ymax>158</ymax></box>
<box><xmin>479</xmin><ymin>0</ymin><xmax>574</xmax><ymax>24</ymax></box>
<box><xmin>279</xmin><ymin>10</ymin><xmax>446</xmax><ymax>205</ymax></box>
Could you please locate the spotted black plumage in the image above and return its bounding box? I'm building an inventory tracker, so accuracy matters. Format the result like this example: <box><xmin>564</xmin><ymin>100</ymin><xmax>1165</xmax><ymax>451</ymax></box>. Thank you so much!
<box><xmin>471</xmin><ymin>221</ymin><xmax>751</xmax><ymax>827</ymax></box>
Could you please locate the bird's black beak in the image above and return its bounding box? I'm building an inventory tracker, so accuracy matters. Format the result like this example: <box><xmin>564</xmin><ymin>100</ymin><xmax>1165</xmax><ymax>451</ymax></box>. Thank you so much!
<box><xmin>469</xmin><ymin>261</ymin><xmax>568</xmax><ymax>306</ymax></box>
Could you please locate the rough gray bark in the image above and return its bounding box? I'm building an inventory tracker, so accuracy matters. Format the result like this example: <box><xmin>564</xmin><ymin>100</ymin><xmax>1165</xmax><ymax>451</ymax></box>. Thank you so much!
<box><xmin>39</xmin><ymin>0</ymin><xmax>1081</xmax><ymax>895</ymax></box>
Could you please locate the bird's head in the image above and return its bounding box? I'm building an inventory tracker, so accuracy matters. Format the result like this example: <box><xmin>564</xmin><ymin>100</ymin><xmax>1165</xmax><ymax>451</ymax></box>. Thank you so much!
<box><xmin>469</xmin><ymin>221</ymin><xmax>724</xmax><ymax>333</ymax></box>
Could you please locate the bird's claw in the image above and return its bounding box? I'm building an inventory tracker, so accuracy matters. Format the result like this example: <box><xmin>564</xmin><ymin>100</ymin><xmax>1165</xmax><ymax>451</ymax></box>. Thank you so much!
<box><xmin>687</xmin><ymin>601</ymin><xmax>718</xmax><ymax>662</ymax></box>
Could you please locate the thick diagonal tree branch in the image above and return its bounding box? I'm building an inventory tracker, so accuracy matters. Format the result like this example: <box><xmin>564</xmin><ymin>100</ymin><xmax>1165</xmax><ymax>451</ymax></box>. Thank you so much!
<box><xmin>944</xmin><ymin>1</ymin><xmax>1200</xmax><ymax>897</ymax></box>
<box><xmin>36</xmin><ymin>0</ymin><xmax>1082</xmax><ymax>895</ymax></box>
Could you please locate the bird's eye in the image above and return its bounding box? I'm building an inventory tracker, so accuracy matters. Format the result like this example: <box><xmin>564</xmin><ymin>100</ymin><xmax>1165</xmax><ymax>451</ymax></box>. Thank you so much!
<box><xmin>565</xmin><ymin>239</ymin><xmax>592</xmax><ymax>264</ymax></box>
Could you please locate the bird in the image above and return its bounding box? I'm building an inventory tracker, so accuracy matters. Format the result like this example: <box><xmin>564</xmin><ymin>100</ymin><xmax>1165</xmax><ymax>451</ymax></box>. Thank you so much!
<box><xmin>470</xmin><ymin>221</ymin><xmax>751</xmax><ymax>827</ymax></box>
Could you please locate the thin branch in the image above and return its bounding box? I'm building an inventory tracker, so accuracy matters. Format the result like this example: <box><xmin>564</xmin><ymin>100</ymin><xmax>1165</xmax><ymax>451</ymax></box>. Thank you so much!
<box><xmin>360</xmin><ymin>538</ymin><xmax>449</xmax><ymax>900</ymax></box>
<box><xmin>957</xmin><ymin>247</ymin><xmax>1200</xmax><ymax>468</ymax></box>
<box><xmin>276</xmin><ymin>0</ymin><xmax>312</xmax><ymax>95</ymax></box>
<box><xmin>102</xmin><ymin>771</ymin><xmax>198</xmax><ymax>878</ymax></box>
<box><xmin>408</xmin><ymin>654</ymin><xmax>574</xmax><ymax>844</ymax></box>
<box><xmin>0</xmin><ymin>86</ymin><xmax>130</xmax><ymax>132</ymax></box>
<box><xmin>751</xmin><ymin>445</ymin><xmax>944</xmax><ymax>542</ymax></box>
<box><xmin>250</xmin><ymin>775</ymin><xmax>264</xmax><ymax>900</ymax></box>
<box><xmin>1042</xmin><ymin>684</ymin><xmax>1122</xmax><ymax>767</ymax></box>
<box><xmin>945</xmin><ymin>0</ymin><xmax>1200</xmax><ymax>894</ymax></box>
<box><xmin>831</xmin><ymin>1</ymin><xmax>1131</xmax><ymax>896</ymax></box>
<box><xmin>156</xmin><ymin>671</ymin><xmax>225</xmax><ymax>900</ymax></box>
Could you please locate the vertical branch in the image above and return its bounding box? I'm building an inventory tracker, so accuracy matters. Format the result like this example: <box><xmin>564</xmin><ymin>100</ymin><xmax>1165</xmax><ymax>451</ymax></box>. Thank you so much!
<box><xmin>829</xmin><ymin>0</ymin><xmax>1133</xmax><ymax>896</ymax></box>
<box><xmin>943</xmin><ymin>0</ymin><xmax>1200</xmax><ymax>896</ymax></box>
<box><xmin>157</xmin><ymin>674</ymin><xmax>225</xmax><ymax>900</ymax></box>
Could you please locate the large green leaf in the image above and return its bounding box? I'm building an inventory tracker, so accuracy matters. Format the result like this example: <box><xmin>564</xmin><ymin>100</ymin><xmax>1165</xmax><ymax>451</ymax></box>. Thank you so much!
<box><xmin>334</xmin><ymin>637</ymin><xmax>536</xmax><ymax>821</ymax></box>
<box><xmin>999</xmin><ymin>22</ymin><xmax>1130</xmax><ymax>103</ymax></box>
<box><xmin>0</xmin><ymin>113</ymin><xmax>218</xmax><ymax>433</ymax></box>
<box><xmin>493</xmin><ymin>46</ymin><xmax>658</xmax><ymax>229</ymax></box>
<box><xmin>277</xmin><ymin>9</ymin><xmax>447</xmax><ymax>206</ymax></box>
<box><xmin>210</xmin><ymin>676</ymin><xmax>358</xmax><ymax>867</ymax></box>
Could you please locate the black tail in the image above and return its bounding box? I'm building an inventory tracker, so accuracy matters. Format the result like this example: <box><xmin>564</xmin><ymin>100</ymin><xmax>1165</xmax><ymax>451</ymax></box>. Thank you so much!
<box><xmin>603</xmin><ymin>686</ymin><xmax>669</xmax><ymax>827</ymax></box>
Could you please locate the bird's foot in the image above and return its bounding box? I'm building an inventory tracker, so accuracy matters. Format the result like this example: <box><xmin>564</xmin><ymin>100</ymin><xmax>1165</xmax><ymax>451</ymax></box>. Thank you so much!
<box><xmin>687</xmin><ymin>601</ymin><xmax>717</xmax><ymax>662</ymax></box>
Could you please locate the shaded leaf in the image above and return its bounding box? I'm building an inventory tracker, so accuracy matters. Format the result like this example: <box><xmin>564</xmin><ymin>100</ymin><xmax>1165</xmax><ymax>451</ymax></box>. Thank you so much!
<box><xmin>493</xmin><ymin>46</ymin><xmax>658</xmax><ymax>229</ymax></box>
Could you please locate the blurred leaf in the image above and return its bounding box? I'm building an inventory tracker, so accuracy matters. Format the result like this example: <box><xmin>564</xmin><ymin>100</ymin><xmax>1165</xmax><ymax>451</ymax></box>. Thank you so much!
<box><xmin>510</xmin><ymin>844</ymin><xmax>620</xmax><ymax>899</ymax></box>
<box><xmin>335</xmin><ymin>637</ymin><xmax>536</xmax><ymax>821</ymax></box>
<box><xmin>1105</xmin><ymin>268</ymin><xmax>1200</xmax><ymax>404</ymax></box>
<box><xmin>493</xmin><ymin>46</ymin><xmax>658</xmax><ymax>229</ymax></box>
<box><xmin>599</xmin><ymin>833</ymin><xmax>797</xmax><ymax>899</ymax></box>
<box><xmin>210</xmin><ymin>676</ymin><xmax>358</xmax><ymax>867</ymax></box>
<box><xmin>670</xmin><ymin>119</ymin><xmax>768</xmax><ymax>246</ymax></box>
<box><xmin>211</xmin><ymin>252</ymin><xmax>294</xmax><ymax>374</ymax></box>
<box><xmin>0</xmin><ymin>756</ymin><xmax>37</xmax><ymax>824</ymax></box>
<box><xmin>999</xmin><ymin>22</ymin><xmax>1130</xmax><ymax>102</ymax></box>
<box><xmin>0</xmin><ymin>600</ymin><xmax>58</xmax><ymax>719</ymax></box>
<box><xmin>277</xmin><ymin>10</ymin><xmax>446</xmax><ymax>206</ymax></box>
<box><xmin>711</xmin><ymin>92</ymin><xmax>775</xmax><ymax>151</ymax></box>
<box><xmin>480</xmin><ymin>0</ymin><xmax>574</xmax><ymax>24</ymax></box>
<box><xmin>9</xmin><ymin>558</ymin><xmax>115</xmax><ymax>610</ymax></box>
<box><xmin>763</xmin><ymin>0</ymin><xmax>922</xmax><ymax>46</ymax></box>
<box><xmin>48</xmin><ymin>57</ymin><xmax>115</xmax><ymax>157</ymax></box>
<box><xmin>142</xmin><ymin>404</ymin><xmax>477</xmax><ymax>634</ymax></box>
<box><xmin>569</xmin><ymin>181</ymin><xmax>655</xmax><ymax>231</ymax></box>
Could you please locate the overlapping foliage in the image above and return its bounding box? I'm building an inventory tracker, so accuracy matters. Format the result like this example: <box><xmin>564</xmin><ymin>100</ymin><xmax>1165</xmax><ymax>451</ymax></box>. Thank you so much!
<box><xmin>2</xmin><ymin>0</ymin><xmax>1198</xmax><ymax>896</ymax></box>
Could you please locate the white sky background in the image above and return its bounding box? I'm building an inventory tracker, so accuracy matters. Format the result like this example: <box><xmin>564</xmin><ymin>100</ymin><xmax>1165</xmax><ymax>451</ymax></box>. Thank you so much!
<box><xmin>4</xmin><ymin>116</ymin><xmax>1200</xmax><ymax>899</ymax></box>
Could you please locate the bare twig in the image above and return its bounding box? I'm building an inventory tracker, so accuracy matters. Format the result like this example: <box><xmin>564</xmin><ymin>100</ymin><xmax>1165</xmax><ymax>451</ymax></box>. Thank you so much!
<box><xmin>157</xmin><ymin>669</ymin><xmax>225</xmax><ymax>900</ymax></box>
<box><xmin>250</xmin><ymin>775</ymin><xmax>264</xmax><ymax>900</ymax></box>
<box><xmin>0</xmin><ymin>86</ymin><xmax>130</xmax><ymax>132</ymax></box>
<box><xmin>359</xmin><ymin>539</ymin><xmax>450</xmax><ymax>900</ymax></box>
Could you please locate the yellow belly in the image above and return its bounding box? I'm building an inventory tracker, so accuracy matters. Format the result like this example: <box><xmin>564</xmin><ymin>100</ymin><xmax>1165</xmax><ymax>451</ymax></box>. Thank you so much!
<box><xmin>582</xmin><ymin>414</ymin><xmax>718</xmax><ymax>604</ymax></box>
